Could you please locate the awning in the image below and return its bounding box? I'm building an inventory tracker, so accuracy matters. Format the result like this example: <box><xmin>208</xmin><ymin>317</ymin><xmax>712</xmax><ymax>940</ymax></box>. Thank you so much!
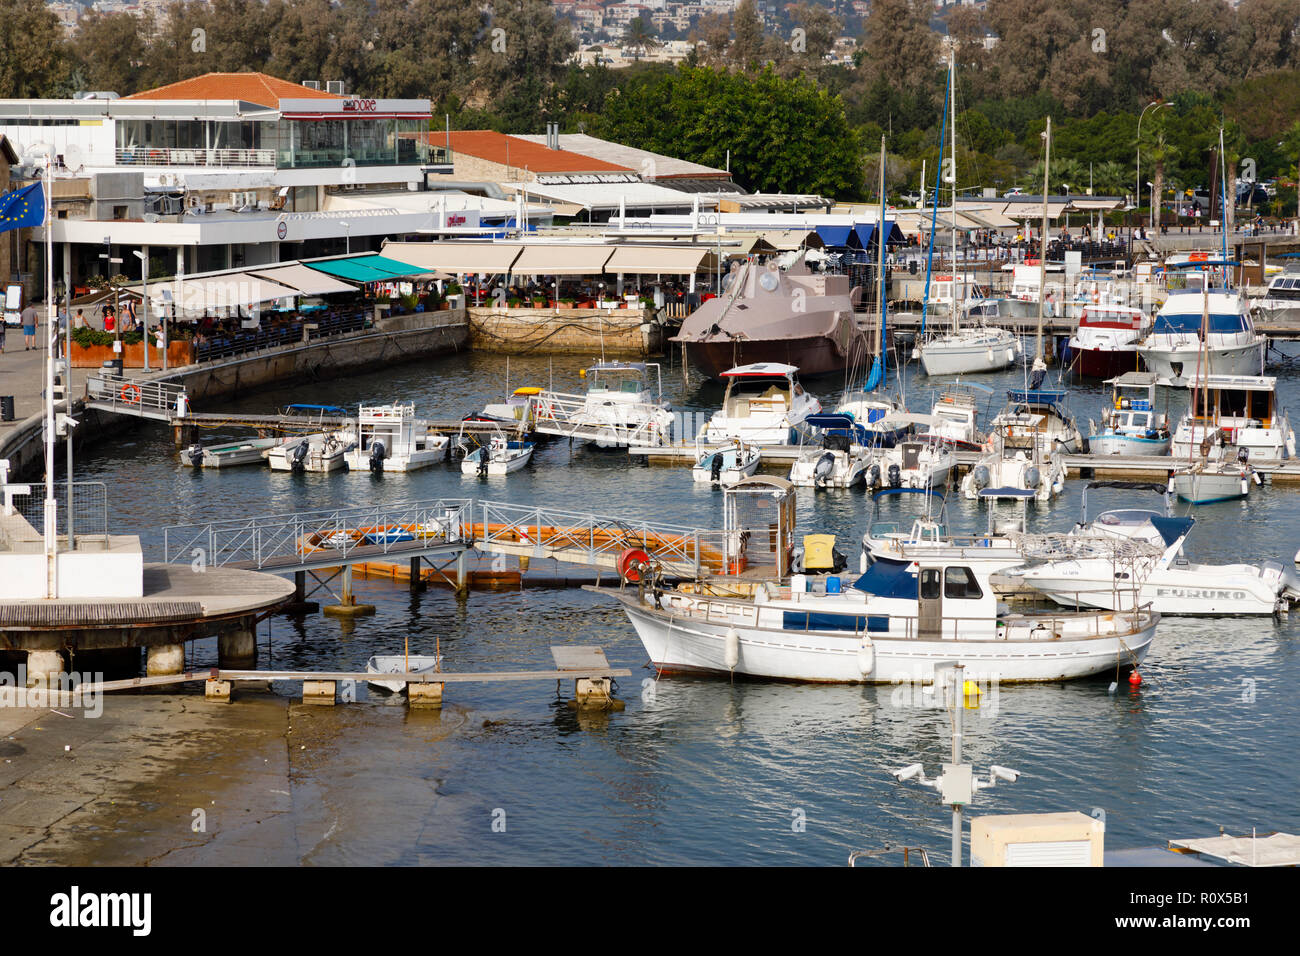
<box><xmin>246</xmin><ymin>264</ymin><xmax>357</xmax><ymax>296</ymax></box>
<box><xmin>147</xmin><ymin>273</ymin><xmax>300</xmax><ymax>313</ymax></box>
<box><xmin>814</xmin><ymin>224</ymin><xmax>854</xmax><ymax>247</ymax></box>
<box><xmin>603</xmin><ymin>245</ymin><xmax>718</xmax><ymax>275</ymax></box>
<box><xmin>380</xmin><ymin>241</ymin><xmax>523</xmax><ymax>275</ymax></box>
<box><xmin>853</xmin><ymin>222</ymin><xmax>906</xmax><ymax>247</ymax></box>
<box><xmin>305</xmin><ymin>253</ymin><xmax>432</xmax><ymax>283</ymax></box>
<box><xmin>510</xmin><ymin>244</ymin><xmax>613</xmax><ymax>276</ymax></box>
<box><xmin>758</xmin><ymin>229</ymin><xmax>824</xmax><ymax>251</ymax></box>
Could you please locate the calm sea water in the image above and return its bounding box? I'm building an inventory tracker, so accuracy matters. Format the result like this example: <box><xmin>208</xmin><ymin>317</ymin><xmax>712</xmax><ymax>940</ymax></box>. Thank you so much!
<box><xmin>72</xmin><ymin>344</ymin><xmax>1300</xmax><ymax>865</ymax></box>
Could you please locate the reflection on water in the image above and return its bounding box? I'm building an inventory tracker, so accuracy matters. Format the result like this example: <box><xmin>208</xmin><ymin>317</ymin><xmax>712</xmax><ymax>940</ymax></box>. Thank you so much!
<box><xmin>72</xmin><ymin>347</ymin><xmax>1300</xmax><ymax>864</ymax></box>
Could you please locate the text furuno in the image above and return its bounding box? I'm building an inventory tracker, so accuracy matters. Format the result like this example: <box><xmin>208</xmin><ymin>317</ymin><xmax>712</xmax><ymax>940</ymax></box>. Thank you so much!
<box><xmin>49</xmin><ymin>886</ymin><xmax>151</xmax><ymax>937</ymax></box>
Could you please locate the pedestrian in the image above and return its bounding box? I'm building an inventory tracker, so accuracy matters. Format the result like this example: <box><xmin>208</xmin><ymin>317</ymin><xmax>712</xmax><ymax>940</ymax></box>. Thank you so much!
<box><xmin>20</xmin><ymin>301</ymin><xmax>38</xmax><ymax>350</ymax></box>
<box><xmin>74</xmin><ymin>308</ymin><xmax>86</xmax><ymax>328</ymax></box>
<box><xmin>0</xmin><ymin>317</ymin><xmax>6</xmax><ymax>354</ymax></box>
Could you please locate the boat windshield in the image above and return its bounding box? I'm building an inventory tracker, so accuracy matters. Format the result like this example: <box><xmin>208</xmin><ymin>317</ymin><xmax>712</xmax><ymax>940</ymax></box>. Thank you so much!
<box><xmin>588</xmin><ymin>369</ymin><xmax>646</xmax><ymax>394</ymax></box>
<box><xmin>727</xmin><ymin>377</ymin><xmax>792</xmax><ymax>402</ymax></box>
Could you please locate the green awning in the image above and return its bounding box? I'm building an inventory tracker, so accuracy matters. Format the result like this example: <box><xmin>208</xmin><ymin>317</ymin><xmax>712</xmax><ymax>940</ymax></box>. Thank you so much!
<box><xmin>305</xmin><ymin>254</ymin><xmax>431</xmax><ymax>283</ymax></box>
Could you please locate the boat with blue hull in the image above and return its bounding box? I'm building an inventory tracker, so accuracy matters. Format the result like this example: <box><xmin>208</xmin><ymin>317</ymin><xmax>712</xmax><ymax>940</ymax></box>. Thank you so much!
<box><xmin>1085</xmin><ymin>372</ymin><xmax>1171</xmax><ymax>456</ymax></box>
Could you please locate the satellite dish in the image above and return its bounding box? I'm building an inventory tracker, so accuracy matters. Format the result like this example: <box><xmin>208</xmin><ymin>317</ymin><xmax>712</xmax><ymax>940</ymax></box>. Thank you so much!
<box><xmin>64</xmin><ymin>144</ymin><xmax>85</xmax><ymax>173</ymax></box>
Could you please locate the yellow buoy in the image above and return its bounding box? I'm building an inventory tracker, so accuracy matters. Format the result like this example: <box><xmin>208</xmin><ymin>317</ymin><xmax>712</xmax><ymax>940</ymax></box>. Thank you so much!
<box><xmin>963</xmin><ymin>680</ymin><xmax>982</xmax><ymax>709</ymax></box>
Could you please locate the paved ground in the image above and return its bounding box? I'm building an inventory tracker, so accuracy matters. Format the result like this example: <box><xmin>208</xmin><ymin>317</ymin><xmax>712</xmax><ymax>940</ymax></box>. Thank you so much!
<box><xmin>0</xmin><ymin>314</ymin><xmax>94</xmax><ymax>452</ymax></box>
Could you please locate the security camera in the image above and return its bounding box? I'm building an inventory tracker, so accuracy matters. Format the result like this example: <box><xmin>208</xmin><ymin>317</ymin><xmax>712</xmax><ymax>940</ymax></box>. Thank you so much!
<box><xmin>893</xmin><ymin>763</ymin><xmax>924</xmax><ymax>783</ymax></box>
<box><xmin>990</xmin><ymin>765</ymin><xmax>1020</xmax><ymax>783</ymax></box>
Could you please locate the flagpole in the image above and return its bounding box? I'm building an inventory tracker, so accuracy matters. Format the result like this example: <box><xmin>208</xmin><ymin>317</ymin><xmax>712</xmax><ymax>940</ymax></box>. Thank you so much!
<box><xmin>43</xmin><ymin>154</ymin><xmax>57</xmax><ymax>598</ymax></box>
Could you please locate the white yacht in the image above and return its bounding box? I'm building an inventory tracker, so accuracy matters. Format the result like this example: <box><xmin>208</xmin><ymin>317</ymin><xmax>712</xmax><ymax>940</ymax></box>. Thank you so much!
<box><xmin>344</xmin><ymin>403</ymin><xmax>448</xmax><ymax>474</ymax></box>
<box><xmin>1136</xmin><ymin>278</ymin><xmax>1266</xmax><ymax>385</ymax></box>
<box><xmin>989</xmin><ymin>386</ymin><xmax>1082</xmax><ymax>454</ymax></box>
<box><xmin>877</xmin><ymin>436</ymin><xmax>954</xmax><ymax>491</ymax></box>
<box><xmin>787</xmin><ymin>414</ymin><xmax>875</xmax><ymax>489</ymax></box>
<box><xmin>1085</xmin><ymin>372</ymin><xmax>1171</xmax><ymax>456</ymax></box>
<box><xmin>1171</xmin><ymin>374</ymin><xmax>1295</xmax><ymax>462</ymax></box>
<box><xmin>701</xmin><ymin>363</ymin><xmax>821</xmax><ymax>445</ymax></box>
<box><xmin>1067</xmin><ymin>303</ymin><xmax>1150</xmax><ymax>378</ymax></box>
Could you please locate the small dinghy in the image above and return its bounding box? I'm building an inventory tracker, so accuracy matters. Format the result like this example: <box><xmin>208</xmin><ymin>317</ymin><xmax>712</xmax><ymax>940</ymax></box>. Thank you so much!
<box><xmin>458</xmin><ymin>423</ymin><xmax>534</xmax><ymax>477</ymax></box>
<box><xmin>692</xmin><ymin>439</ymin><xmax>761</xmax><ymax>485</ymax></box>
<box><xmin>365</xmin><ymin>654</ymin><xmax>443</xmax><ymax>694</ymax></box>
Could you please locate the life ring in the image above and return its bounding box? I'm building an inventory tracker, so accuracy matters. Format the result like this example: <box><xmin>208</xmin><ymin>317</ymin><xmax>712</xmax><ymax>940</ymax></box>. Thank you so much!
<box><xmin>120</xmin><ymin>384</ymin><xmax>142</xmax><ymax>404</ymax></box>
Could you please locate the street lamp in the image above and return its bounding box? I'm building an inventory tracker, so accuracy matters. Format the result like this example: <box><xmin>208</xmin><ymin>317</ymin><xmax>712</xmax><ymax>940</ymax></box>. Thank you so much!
<box><xmin>340</xmin><ymin>220</ymin><xmax>351</xmax><ymax>256</ymax></box>
<box><xmin>1137</xmin><ymin>101</ymin><xmax>1173</xmax><ymax>228</ymax></box>
<box><xmin>132</xmin><ymin>250</ymin><xmax>149</xmax><ymax>371</ymax></box>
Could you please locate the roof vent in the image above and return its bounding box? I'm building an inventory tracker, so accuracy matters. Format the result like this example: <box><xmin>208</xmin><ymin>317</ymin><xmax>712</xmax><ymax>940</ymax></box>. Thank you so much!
<box><xmin>301</xmin><ymin>80</ymin><xmax>321</xmax><ymax>90</ymax></box>
<box><xmin>326</xmin><ymin>80</ymin><xmax>345</xmax><ymax>95</ymax></box>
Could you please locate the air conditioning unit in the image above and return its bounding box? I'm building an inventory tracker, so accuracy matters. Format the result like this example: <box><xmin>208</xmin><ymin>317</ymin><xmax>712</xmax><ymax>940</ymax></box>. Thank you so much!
<box><xmin>301</xmin><ymin>80</ymin><xmax>321</xmax><ymax>90</ymax></box>
<box><xmin>326</xmin><ymin>80</ymin><xmax>345</xmax><ymax>95</ymax></box>
<box><xmin>971</xmin><ymin>812</ymin><xmax>1104</xmax><ymax>867</ymax></box>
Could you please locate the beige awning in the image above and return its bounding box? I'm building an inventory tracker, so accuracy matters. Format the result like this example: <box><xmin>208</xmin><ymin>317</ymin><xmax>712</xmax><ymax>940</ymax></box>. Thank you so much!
<box><xmin>246</xmin><ymin>264</ymin><xmax>357</xmax><ymax>295</ymax></box>
<box><xmin>604</xmin><ymin>245</ymin><xmax>718</xmax><ymax>275</ymax></box>
<box><xmin>510</xmin><ymin>244</ymin><xmax>614</xmax><ymax>276</ymax></box>
<box><xmin>380</xmin><ymin>241</ymin><xmax>523</xmax><ymax>275</ymax></box>
<box><xmin>1066</xmin><ymin>198</ymin><xmax>1124</xmax><ymax>211</ymax></box>
<box><xmin>758</xmin><ymin>229</ymin><xmax>824</xmax><ymax>250</ymax></box>
<box><xmin>147</xmin><ymin>273</ymin><xmax>300</xmax><ymax>313</ymax></box>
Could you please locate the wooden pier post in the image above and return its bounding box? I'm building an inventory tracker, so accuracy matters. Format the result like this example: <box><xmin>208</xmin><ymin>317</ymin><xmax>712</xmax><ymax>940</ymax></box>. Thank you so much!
<box><xmin>409</xmin><ymin>557</ymin><xmax>425</xmax><ymax>592</ymax></box>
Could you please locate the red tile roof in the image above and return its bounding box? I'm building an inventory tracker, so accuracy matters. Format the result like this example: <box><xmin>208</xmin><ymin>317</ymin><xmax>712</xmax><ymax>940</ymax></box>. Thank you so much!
<box><xmin>441</xmin><ymin>130</ymin><xmax>631</xmax><ymax>174</ymax></box>
<box><xmin>125</xmin><ymin>73</ymin><xmax>341</xmax><ymax>109</ymax></box>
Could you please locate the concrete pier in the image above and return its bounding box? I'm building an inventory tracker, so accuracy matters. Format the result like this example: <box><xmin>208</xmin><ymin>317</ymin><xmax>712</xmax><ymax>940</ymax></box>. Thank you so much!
<box><xmin>218</xmin><ymin>628</ymin><xmax>258</xmax><ymax>669</ymax></box>
<box><xmin>25</xmin><ymin>650</ymin><xmax>65</xmax><ymax>689</ymax></box>
<box><xmin>146</xmin><ymin>643</ymin><xmax>185</xmax><ymax>677</ymax></box>
<box><xmin>407</xmin><ymin>682</ymin><xmax>444</xmax><ymax>709</ymax></box>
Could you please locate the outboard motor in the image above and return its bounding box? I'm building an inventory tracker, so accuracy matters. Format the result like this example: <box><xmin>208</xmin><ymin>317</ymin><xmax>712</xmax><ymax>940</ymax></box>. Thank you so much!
<box><xmin>477</xmin><ymin>447</ymin><xmax>490</xmax><ymax>477</ymax></box>
<box><xmin>290</xmin><ymin>440</ymin><xmax>309</xmax><ymax>474</ymax></box>
<box><xmin>868</xmin><ymin>464</ymin><xmax>882</xmax><ymax>490</ymax></box>
<box><xmin>369</xmin><ymin>439</ymin><xmax>387</xmax><ymax>475</ymax></box>
<box><xmin>887</xmin><ymin>462</ymin><xmax>902</xmax><ymax>488</ymax></box>
<box><xmin>186</xmin><ymin>444</ymin><xmax>204</xmax><ymax>468</ymax></box>
<box><xmin>710</xmin><ymin>452</ymin><xmax>724</xmax><ymax>483</ymax></box>
<box><xmin>813</xmin><ymin>452</ymin><xmax>836</xmax><ymax>485</ymax></box>
<box><xmin>1024</xmin><ymin>465</ymin><xmax>1041</xmax><ymax>488</ymax></box>
<box><xmin>971</xmin><ymin>464</ymin><xmax>990</xmax><ymax>490</ymax></box>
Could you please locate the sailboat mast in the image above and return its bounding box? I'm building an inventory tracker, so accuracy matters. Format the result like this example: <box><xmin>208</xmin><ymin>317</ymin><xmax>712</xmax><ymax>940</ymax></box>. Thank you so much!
<box><xmin>950</xmin><ymin>46</ymin><xmax>958</xmax><ymax>333</ymax></box>
<box><xmin>876</xmin><ymin>135</ymin><xmax>887</xmax><ymax>366</ymax></box>
<box><xmin>1037</xmin><ymin>116</ymin><xmax>1051</xmax><ymax>364</ymax></box>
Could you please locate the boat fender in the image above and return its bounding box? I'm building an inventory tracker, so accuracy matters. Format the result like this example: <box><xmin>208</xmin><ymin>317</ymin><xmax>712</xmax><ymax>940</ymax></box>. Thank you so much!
<box><xmin>1006</xmin><ymin>347</ymin><xmax>1016</xmax><ymax>363</ymax></box>
<box><xmin>857</xmin><ymin>636</ymin><xmax>874</xmax><ymax>677</ymax></box>
<box><xmin>724</xmin><ymin>627</ymin><xmax>740</xmax><ymax>671</ymax></box>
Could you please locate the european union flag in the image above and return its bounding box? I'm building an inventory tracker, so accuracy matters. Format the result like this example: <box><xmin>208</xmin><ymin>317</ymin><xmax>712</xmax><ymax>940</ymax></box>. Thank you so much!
<box><xmin>0</xmin><ymin>182</ymin><xmax>45</xmax><ymax>234</ymax></box>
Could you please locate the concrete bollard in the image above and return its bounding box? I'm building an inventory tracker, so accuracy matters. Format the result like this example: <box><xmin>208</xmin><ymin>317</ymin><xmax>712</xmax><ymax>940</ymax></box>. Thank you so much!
<box><xmin>218</xmin><ymin>628</ymin><xmax>258</xmax><ymax>669</ymax></box>
<box><xmin>26</xmin><ymin>650</ymin><xmax>66</xmax><ymax>689</ymax></box>
<box><xmin>204</xmin><ymin>679</ymin><xmax>232</xmax><ymax>703</ymax></box>
<box><xmin>146</xmin><ymin>643</ymin><xmax>185</xmax><ymax>677</ymax></box>
<box><xmin>407</xmin><ymin>682</ymin><xmax>444</xmax><ymax>709</ymax></box>
<box><xmin>302</xmin><ymin>680</ymin><xmax>337</xmax><ymax>706</ymax></box>
<box><xmin>571</xmin><ymin>677</ymin><xmax>625</xmax><ymax>711</ymax></box>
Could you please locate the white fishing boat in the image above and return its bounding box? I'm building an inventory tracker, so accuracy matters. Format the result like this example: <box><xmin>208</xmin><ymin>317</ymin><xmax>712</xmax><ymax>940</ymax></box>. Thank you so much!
<box><xmin>1006</xmin><ymin>516</ymin><xmax>1300</xmax><ymax>615</ymax></box>
<box><xmin>365</xmin><ymin>654</ymin><xmax>443</xmax><ymax>694</ymax></box>
<box><xmin>961</xmin><ymin>414</ymin><xmax>1066</xmax><ymax>502</ymax></box>
<box><xmin>701</xmin><ymin>363</ymin><xmax>821</xmax><ymax>445</ymax></box>
<box><xmin>1169</xmin><ymin>453</ymin><xmax>1260</xmax><ymax>504</ymax></box>
<box><xmin>184</xmin><ymin>435</ymin><xmax>293</xmax><ymax>469</ymax></box>
<box><xmin>692</xmin><ymin>439</ymin><xmax>761</xmax><ymax>485</ymax></box>
<box><xmin>1170</xmin><ymin>374</ymin><xmax>1295</xmax><ymax>462</ymax></box>
<box><xmin>595</xmin><ymin>554</ymin><xmax>1157</xmax><ymax>684</ymax></box>
<box><xmin>266</xmin><ymin>432</ymin><xmax>351</xmax><ymax>473</ymax></box>
<box><xmin>1085</xmin><ymin>372</ymin><xmax>1171</xmax><ymax>456</ymax></box>
<box><xmin>459</xmin><ymin>428</ymin><xmax>534</xmax><ymax>477</ymax></box>
<box><xmin>787</xmin><ymin>414</ymin><xmax>875</xmax><ymax>489</ymax></box>
<box><xmin>990</xmin><ymin>386</ymin><xmax>1083</xmax><ymax>453</ymax></box>
<box><xmin>1136</xmin><ymin>278</ymin><xmax>1265</xmax><ymax>385</ymax></box>
<box><xmin>921</xmin><ymin>381</ymin><xmax>991</xmax><ymax>450</ymax></box>
<box><xmin>343</xmin><ymin>403</ymin><xmax>448</xmax><ymax>474</ymax></box>
<box><xmin>877</xmin><ymin>436</ymin><xmax>954</xmax><ymax>491</ymax></box>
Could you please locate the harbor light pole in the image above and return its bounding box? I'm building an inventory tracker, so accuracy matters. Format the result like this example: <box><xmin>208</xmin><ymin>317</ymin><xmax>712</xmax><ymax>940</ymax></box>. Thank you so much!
<box><xmin>891</xmin><ymin>663</ymin><xmax>1021</xmax><ymax>866</ymax></box>
<box><xmin>133</xmin><ymin>249</ymin><xmax>149</xmax><ymax>371</ymax></box>
<box><xmin>1136</xmin><ymin>101</ymin><xmax>1172</xmax><ymax>221</ymax></box>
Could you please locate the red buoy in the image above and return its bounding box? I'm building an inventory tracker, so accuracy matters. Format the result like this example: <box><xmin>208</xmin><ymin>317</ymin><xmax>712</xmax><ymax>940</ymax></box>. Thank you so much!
<box><xmin>1128</xmin><ymin>670</ymin><xmax>1142</xmax><ymax>687</ymax></box>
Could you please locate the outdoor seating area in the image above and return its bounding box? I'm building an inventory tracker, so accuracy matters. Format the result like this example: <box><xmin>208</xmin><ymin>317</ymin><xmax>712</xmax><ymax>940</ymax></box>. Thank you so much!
<box><xmin>192</xmin><ymin>308</ymin><xmax>371</xmax><ymax>362</ymax></box>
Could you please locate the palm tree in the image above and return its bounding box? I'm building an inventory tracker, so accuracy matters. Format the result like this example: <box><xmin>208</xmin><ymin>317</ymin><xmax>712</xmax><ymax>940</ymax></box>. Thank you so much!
<box><xmin>1138</xmin><ymin>119</ymin><xmax>1180</xmax><ymax>229</ymax></box>
<box><xmin>625</xmin><ymin>16</ymin><xmax>658</xmax><ymax>59</ymax></box>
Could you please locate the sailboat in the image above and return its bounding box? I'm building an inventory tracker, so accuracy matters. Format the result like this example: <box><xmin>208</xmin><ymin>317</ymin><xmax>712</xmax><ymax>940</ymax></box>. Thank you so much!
<box><xmin>917</xmin><ymin>47</ymin><xmax>1023</xmax><ymax>376</ymax></box>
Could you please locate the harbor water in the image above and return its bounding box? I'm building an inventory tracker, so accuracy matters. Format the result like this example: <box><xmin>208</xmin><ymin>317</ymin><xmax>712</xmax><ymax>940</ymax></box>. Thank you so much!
<box><xmin>71</xmin><ymin>346</ymin><xmax>1300</xmax><ymax>865</ymax></box>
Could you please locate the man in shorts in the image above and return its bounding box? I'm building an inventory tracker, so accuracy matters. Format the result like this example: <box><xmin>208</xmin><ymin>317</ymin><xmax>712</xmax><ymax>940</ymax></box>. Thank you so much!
<box><xmin>20</xmin><ymin>302</ymin><xmax>38</xmax><ymax>350</ymax></box>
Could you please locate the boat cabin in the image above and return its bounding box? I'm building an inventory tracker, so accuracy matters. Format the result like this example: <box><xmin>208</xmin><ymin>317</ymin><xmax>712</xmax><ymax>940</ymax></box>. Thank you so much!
<box><xmin>356</xmin><ymin>403</ymin><xmax>436</xmax><ymax>456</ymax></box>
<box><xmin>1000</xmin><ymin>389</ymin><xmax>1076</xmax><ymax>450</ymax></box>
<box><xmin>723</xmin><ymin>475</ymin><xmax>797</xmax><ymax>579</ymax></box>
<box><xmin>1078</xmin><ymin>304</ymin><xmax>1146</xmax><ymax>332</ymax></box>
<box><xmin>1184</xmin><ymin>374</ymin><xmax>1280</xmax><ymax>428</ymax></box>
<box><xmin>582</xmin><ymin>362</ymin><xmax>664</xmax><ymax>406</ymax></box>
<box><xmin>718</xmin><ymin>363</ymin><xmax>806</xmax><ymax>417</ymax></box>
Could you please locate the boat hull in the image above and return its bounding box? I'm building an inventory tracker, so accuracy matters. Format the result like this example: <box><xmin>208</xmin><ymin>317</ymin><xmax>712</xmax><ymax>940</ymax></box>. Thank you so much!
<box><xmin>1172</xmin><ymin>471</ymin><xmax>1250</xmax><ymax>503</ymax></box>
<box><xmin>1071</xmin><ymin>346</ymin><xmax>1142</xmax><ymax>379</ymax></box>
<box><xmin>919</xmin><ymin>332</ymin><xmax>1022</xmax><ymax>377</ymax></box>
<box><xmin>682</xmin><ymin>334</ymin><xmax>861</xmax><ymax>380</ymax></box>
<box><xmin>1138</xmin><ymin>338</ymin><xmax>1266</xmax><ymax>385</ymax></box>
<box><xmin>1086</xmin><ymin>433</ymin><xmax>1172</xmax><ymax>456</ymax></box>
<box><xmin>623</xmin><ymin>600</ymin><xmax>1153</xmax><ymax>684</ymax></box>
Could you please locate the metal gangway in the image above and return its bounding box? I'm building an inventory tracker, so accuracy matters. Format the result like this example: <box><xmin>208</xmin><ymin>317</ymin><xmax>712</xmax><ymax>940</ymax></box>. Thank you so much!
<box><xmin>472</xmin><ymin>499</ymin><xmax>730</xmax><ymax>579</ymax></box>
<box><xmin>86</xmin><ymin>373</ymin><xmax>188</xmax><ymax>422</ymax></box>
<box><xmin>162</xmin><ymin>498</ymin><xmax>474</xmax><ymax>575</ymax></box>
<box><xmin>529</xmin><ymin>390</ymin><xmax>673</xmax><ymax>448</ymax></box>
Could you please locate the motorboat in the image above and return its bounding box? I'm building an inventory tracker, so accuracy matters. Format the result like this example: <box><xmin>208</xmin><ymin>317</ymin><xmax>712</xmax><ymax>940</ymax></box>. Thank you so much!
<box><xmin>184</xmin><ymin>435</ymin><xmax>293</xmax><ymax>469</ymax></box>
<box><xmin>343</xmin><ymin>403</ymin><xmax>448</xmax><ymax>473</ymax></box>
<box><xmin>532</xmin><ymin>362</ymin><xmax>674</xmax><ymax>447</ymax></box>
<box><xmin>960</xmin><ymin>415</ymin><xmax>1067</xmax><ymax>502</ymax></box>
<box><xmin>1253</xmin><ymin>267</ymin><xmax>1300</xmax><ymax>323</ymax></box>
<box><xmin>1170</xmin><ymin>374</ymin><xmax>1295</xmax><ymax>462</ymax></box>
<box><xmin>459</xmin><ymin>424</ymin><xmax>534</xmax><ymax>477</ymax></box>
<box><xmin>1067</xmin><ymin>303</ymin><xmax>1150</xmax><ymax>378</ymax></box>
<box><xmin>693</xmin><ymin>439</ymin><xmax>762</xmax><ymax>486</ymax></box>
<box><xmin>1006</xmin><ymin>516</ymin><xmax>1300</xmax><ymax>615</ymax></box>
<box><xmin>877</xmin><ymin>436</ymin><xmax>954</xmax><ymax>491</ymax></box>
<box><xmin>861</xmin><ymin>489</ymin><xmax>1029</xmax><ymax>580</ymax></box>
<box><xmin>672</xmin><ymin>255</ymin><xmax>867</xmax><ymax>379</ymax></box>
<box><xmin>833</xmin><ymin>393</ymin><xmax>911</xmax><ymax>447</ymax></box>
<box><xmin>1169</xmin><ymin>451</ymin><xmax>1260</xmax><ymax>504</ymax></box>
<box><xmin>482</xmin><ymin>386</ymin><xmax>540</xmax><ymax>425</ymax></box>
<box><xmin>1136</xmin><ymin>276</ymin><xmax>1265</xmax><ymax>385</ymax></box>
<box><xmin>990</xmin><ymin>387</ymin><xmax>1082</xmax><ymax>454</ymax></box>
<box><xmin>1085</xmin><ymin>372</ymin><xmax>1171</xmax><ymax>456</ymax></box>
<box><xmin>701</xmin><ymin>363</ymin><xmax>821</xmax><ymax>445</ymax></box>
<box><xmin>787</xmin><ymin>414</ymin><xmax>876</xmax><ymax>489</ymax></box>
<box><xmin>921</xmin><ymin>381</ymin><xmax>991</xmax><ymax>450</ymax></box>
<box><xmin>1069</xmin><ymin>480</ymin><xmax>1174</xmax><ymax>547</ymax></box>
<box><xmin>594</xmin><ymin>551</ymin><xmax>1158</xmax><ymax>683</ymax></box>
<box><xmin>365</xmin><ymin>654</ymin><xmax>443</xmax><ymax>694</ymax></box>
<box><xmin>266</xmin><ymin>432</ymin><xmax>351</xmax><ymax>473</ymax></box>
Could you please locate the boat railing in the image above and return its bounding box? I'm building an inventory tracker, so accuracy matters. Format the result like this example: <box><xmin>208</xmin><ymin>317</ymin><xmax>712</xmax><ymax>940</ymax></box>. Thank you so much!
<box><xmin>162</xmin><ymin>498</ymin><xmax>474</xmax><ymax>569</ymax></box>
<box><xmin>530</xmin><ymin>389</ymin><xmax>672</xmax><ymax>447</ymax></box>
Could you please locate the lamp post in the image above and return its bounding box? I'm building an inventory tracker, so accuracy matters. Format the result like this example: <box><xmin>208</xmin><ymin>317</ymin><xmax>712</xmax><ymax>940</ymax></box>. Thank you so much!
<box><xmin>132</xmin><ymin>249</ymin><xmax>149</xmax><ymax>371</ymax></box>
<box><xmin>1137</xmin><ymin>101</ymin><xmax>1173</xmax><ymax>229</ymax></box>
<box><xmin>340</xmin><ymin>220</ymin><xmax>351</xmax><ymax>256</ymax></box>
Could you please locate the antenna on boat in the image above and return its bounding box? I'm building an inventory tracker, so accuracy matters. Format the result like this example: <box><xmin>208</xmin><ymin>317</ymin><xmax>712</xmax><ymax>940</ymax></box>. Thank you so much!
<box><xmin>1034</xmin><ymin>116</ymin><xmax>1051</xmax><ymax>375</ymax></box>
